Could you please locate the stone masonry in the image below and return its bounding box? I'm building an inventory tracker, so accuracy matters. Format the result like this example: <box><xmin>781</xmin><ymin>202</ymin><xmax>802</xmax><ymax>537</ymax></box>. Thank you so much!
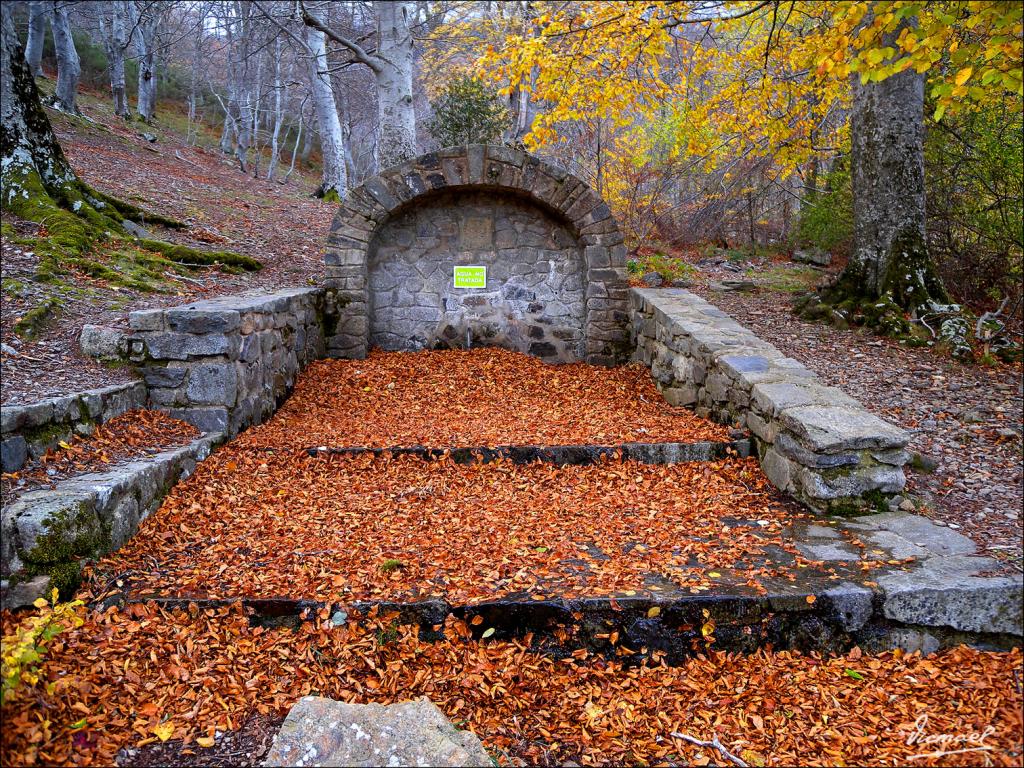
<box><xmin>125</xmin><ymin>287</ymin><xmax>327</xmax><ymax>435</ymax></box>
<box><xmin>324</xmin><ymin>144</ymin><xmax>631</xmax><ymax>365</ymax></box>
<box><xmin>631</xmin><ymin>287</ymin><xmax>911</xmax><ymax>513</ymax></box>
<box><xmin>369</xmin><ymin>190</ymin><xmax>586</xmax><ymax>361</ymax></box>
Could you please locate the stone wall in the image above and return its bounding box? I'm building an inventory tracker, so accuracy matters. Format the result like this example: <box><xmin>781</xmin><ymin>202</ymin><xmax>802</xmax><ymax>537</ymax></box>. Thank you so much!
<box><xmin>1</xmin><ymin>432</ymin><xmax>221</xmax><ymax>609</ymax></box>
<box><xmin>325</xmin><ymin>145</ymin><xmax>631</xmax><ymax>365</ymax></box>
<box><xmin>1</xmin><ymin>382</ymin><xmax>147</xmax><ymax>473</ymax></box>
<box><xmin>125</xmin><ymin>287</ymin><xmax>327</xmax><ymax>435</ymax></box>
<box><xmin>631</xmin><ymin>288</ymin><xmax>911</xmax><ymax>513</ymax></box>
<box><xmin>369</xmin><ymin>190</ymin><xmax>586</xmax><ymax>361</ymax></box>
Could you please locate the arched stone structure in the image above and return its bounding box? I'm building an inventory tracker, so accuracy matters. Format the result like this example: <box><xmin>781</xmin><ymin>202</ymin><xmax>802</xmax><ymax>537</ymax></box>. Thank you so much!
<box><xmin>323</xmin><ymin>145</ymin><xmax>630</xmax><ymax>365</ymax></box>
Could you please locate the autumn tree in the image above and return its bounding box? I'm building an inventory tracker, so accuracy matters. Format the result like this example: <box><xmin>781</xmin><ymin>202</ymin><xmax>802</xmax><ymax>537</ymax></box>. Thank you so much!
<box><xmin>465</xmin><ymin>0</ymin><xmax>1022</xmax><ymax>340</ymax></box>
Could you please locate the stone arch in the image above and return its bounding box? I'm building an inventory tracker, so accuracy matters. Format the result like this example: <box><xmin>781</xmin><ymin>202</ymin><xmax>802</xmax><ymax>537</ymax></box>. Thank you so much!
<box><xmin>323</xmin><ymin>145</ymin><xmax>630</xmax><ymax>365</ymax></box>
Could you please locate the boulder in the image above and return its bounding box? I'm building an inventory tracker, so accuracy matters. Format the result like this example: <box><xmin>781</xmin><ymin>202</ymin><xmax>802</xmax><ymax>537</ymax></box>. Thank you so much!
<box><xmin>79</xmin><ymin>325</ymin><xmax>126</xmax><ymax>360</ymax></box>
<box><xmin>264</xmin><ymin>697</ymin><xmax>491</xmax><ymax>768</ymax></box>
<box><xmin>640</xmin><ymin>271</ymin><xmax>663</xmax><ymax>287</ymax></box>
<box><xmin>793</xmin><ymin>248</ymin><xmax>831</xmax><ymax>266</ymax></box>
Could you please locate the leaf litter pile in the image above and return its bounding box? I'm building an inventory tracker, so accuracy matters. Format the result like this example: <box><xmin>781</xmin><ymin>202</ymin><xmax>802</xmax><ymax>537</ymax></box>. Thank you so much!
<box><xmin>1</xmin><ymin>410</ymin><xmax>199</xmax><ymax>505</ymax></box>
<box><xmin>1</xmin><ymin>604</ymin><xmax>1021</xmax><ymax>767</ymax></box>
<box><xmin>3</xmin><ymin>349</ymin><xmax>1021</xmax><ymax>766</ymax></box>
<box><xmin>241</xmin><ymin>348</ymin><xmax>731</xmax><ymax>449</ymax></box>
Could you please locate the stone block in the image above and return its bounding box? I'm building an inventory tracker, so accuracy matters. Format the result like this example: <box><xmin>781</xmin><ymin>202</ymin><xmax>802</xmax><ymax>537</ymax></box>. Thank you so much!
<box><xmin>878</xmin><ymin>567</ymin><xmax>1022</xmax><ymax>636</ymax></box>
<box><xmin>143</xmin><ymin>332</ymin><xmax>238</xmax><ymax>360</ymax></box>
<box><xmin>167</xmin><ymin>407</ymin><xmax>229</xmax><ymax>434</ymax></box>
<box><xmin>142</xmin><ymin>366</ymin><xmax>188</xmax><ymax>389</ymax></box>
<box><xmin>1</xmin><ymin>436</ymin><xmax>28</xmax><ymax>473</ymax></box>
<box><xmin>779</xmin><ymin>405</ymin><xmax>910</xmax><ymax>453</ymax></box>
<box><xmin>797</xmin><ymin>464</ymin><xmax>905</xmax><ymax>501</ymax></box>
<box><xmin>1</xmin><ymin>402</ymin><xmax>53</xmax><ymax>434</ymax></box>
<box><xmin>751</xmin><ymin>381</ymin><xmax>858</xmax><ymax>420</ymax></box>
<box><xmin>79</xmin><ymin>325</ymin><xmax>126</xmax><ymax>359</ymax></box>
<box><xmin>774</xmin><ymin>432</ymin><xmax>860</xmax><ymax>469</ymax></box>
<box><xmin>128</xmin><ymin>309</ymin><xmax>165</xmax><ymax>331</ymax></box>
<box><xmin>852</xmin><ymin>512</ymin><xmax>977</xmax><ymax>557</ymax></box>
<box><xmin>166</xmin><ymin>308</ymin><xmax>241</xmax><ymax>334</ymax></box>
<box><xmin>761</xmin><ymin>447</ymin><xmax>793</xmax><ymax>491</ymax></box>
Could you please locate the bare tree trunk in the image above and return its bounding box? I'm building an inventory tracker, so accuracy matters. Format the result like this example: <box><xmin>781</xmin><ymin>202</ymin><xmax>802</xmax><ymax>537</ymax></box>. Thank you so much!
<box><xmin>25</xmin><ymin>1</ymin><xmax>48</xmax><ymax>78</ymax></box>
<box><xmin>131</xmin><ymin>3</ymin><xmax>159</xmax><ymax>121</ymax></box>
<box><xmin>305</xmin><ymin>25</ymin><xmax>347</xmax><ymax>198</ymax></box>
<box><xmin>186</xmin><ymin>5</ymin><xmax>204</xmax><ymax>144</ymax></box>
<box><xmin>282</xmin><ymin>106</ymin><xmax>303</xmax><ymax>183</ymax></box>
<box><xmin>99</xmin><ymin>1</ymin><xmax>131</xmax><ymax>118</ymax></box>
<box><xmin>266</xmin><ymin>36</ymin><xmax>284</xmax><ymax>181</ymax></box>
<box><xmin>372</xmin><ymin>0</ymin><xmax>416</xmax><ymax>168</ymax></box>
<box><xmin>50</xmin><ymin>1</ymin><xmax>80</xmax><ymax>113</ymax></box>
<box><xmin>300</xmin><ymin>108</ymin><xmax>314</xmax><ymax>164</ymax></box>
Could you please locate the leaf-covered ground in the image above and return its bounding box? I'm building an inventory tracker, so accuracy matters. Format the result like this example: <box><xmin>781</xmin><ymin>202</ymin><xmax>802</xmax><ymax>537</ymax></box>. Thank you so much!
<box><xmin>93</xmin><ymin>452</ymin><xmax>827</xmax><ymax>603</ymax></box>
<box><xmin>89</xmin><ymin>349</ymin><xmax>889</xmax><ymax>604</ymax></box>
<box><xmin>244</xmin><ymin>348</ymin><xmax>731</xmax><ymax>449</ymax></box>
<box><xmin>1</xmin><ymin>605</ymin><xmax>1021</xmax><ymax>767</ymax></box>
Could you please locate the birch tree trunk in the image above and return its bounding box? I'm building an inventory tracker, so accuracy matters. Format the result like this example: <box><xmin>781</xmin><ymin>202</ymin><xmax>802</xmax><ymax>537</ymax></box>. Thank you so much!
<box><xmin>372</xmin><ymin>0</ymin><xmax>416</xmax><ymax>169</ymax></box>
<box><xmin>266</xmin><ymin>37</ymin><xmax>284</xmax><ymax>181</ymax></box>
<box><xmin>99</xmin><ymin>1</ymin><xmax>131</xmax><ymax>118</ymax></box>
<box><xmin>25</xmin><ymin>1</ymin><xmax>48</xmax><ymax>78</ymax></box>
<box><xmin>50</xmin><ymin>1</ymin><xmax>80</xmax><ymax>113</ymax></box>
<box><xmin>300</xmin><ymin>109</ymin><xmax>315</xmax><ymax>164</ymax></box>
<box><xmin>132</xmin><ymin>4</ymin><xmax>159</xmax><ymax>121</ymax></box>
<box><xmin>305</xmin><ymin>25</ymin><xmax>347</xmax><ymax>198</ymax></box>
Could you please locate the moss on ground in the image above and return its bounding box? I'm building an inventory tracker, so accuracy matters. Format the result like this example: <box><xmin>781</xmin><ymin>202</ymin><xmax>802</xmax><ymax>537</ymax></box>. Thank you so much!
<box><xmin>13</xmin><ymin>296</ymin><xmax>60</xmax><ymax>338</ymax></box>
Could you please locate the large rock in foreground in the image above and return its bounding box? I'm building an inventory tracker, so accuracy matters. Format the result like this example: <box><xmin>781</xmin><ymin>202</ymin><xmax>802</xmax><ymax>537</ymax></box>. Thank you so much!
<box><xmin>264</xmin><ymin>696</ymin><xmax>492</xmax><ymax>767</ymax></box>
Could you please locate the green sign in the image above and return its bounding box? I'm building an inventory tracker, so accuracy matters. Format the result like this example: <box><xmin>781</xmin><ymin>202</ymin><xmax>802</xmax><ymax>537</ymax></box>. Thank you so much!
<box><xmin>453</xmin><ymin>265</ymin><xmax>487</xmax><ymax>288</ymax></box>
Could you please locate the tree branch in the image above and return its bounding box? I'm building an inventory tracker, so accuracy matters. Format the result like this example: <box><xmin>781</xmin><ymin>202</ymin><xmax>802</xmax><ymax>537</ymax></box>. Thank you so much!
<box><xmin>670</xmin><ymin>732</ymin><xmax>749</xmax><ymax>767</ymax></box>
<box><xmin>299</xmin><ymin>0</ymin><xmax>381</xmax><ymax>73</ymax></box>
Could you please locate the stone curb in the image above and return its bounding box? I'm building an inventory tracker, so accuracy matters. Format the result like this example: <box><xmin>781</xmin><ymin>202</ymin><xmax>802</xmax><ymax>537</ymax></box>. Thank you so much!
<box><xmin>630</xmin><ymin>288</ymin><xmax>911</xmax><ymax>513</ymax></box>
<box><xmin>305</xmin><ymin>438</ymin><xmax>752</xmax><ymax>466</ymax></box>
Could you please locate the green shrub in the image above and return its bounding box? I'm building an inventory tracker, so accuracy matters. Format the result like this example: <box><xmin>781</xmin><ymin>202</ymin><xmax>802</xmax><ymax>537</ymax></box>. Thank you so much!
<box><xmin>629</xmin><ymin>251</ymin><xmax>698</xmax><ymax>283</ymax></box>
<box><xmin>428</xmin><ymin>75</ymin><xmax>511</xmax><ymax>148</ymax></box>
<box><xmin>794</xmin><ymin>166</ymin><xmax>853</xmax><ymax>256</ymax></box>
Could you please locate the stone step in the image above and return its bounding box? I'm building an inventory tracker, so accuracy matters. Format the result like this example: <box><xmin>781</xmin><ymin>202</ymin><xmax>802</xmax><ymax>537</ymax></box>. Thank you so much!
<box><xmin>304</xmin><ymin>436</ymin><xmax>752</xmax><ymax>466</ymax></box>
<box><xmin>102</xmin><ymin>554</ymin><xmax>1022</xmax><ymax>661</ymax></box>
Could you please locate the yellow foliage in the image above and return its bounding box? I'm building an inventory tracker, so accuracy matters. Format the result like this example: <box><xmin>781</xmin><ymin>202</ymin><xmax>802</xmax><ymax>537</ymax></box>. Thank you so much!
<box><xmin>1</xmin><ymin>588</ymin><xmax>84</xmax><ymax>705</ymax></box>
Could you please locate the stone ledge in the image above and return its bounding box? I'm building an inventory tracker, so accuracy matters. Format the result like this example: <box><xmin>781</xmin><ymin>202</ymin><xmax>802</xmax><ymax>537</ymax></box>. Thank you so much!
<box><xmin>630</xmin><ymin>287</ymin><xmax>911</xmax><ymax>513</ymax></box>
<box><xmin>0</xmin><ymin>432</ymin><xmax>223</xmax><ymax>609</ymax></box>
<box><xmin>1</xmin><ymin>382</ymin><xmax>147</xmax><ymax>474</ymax></box>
